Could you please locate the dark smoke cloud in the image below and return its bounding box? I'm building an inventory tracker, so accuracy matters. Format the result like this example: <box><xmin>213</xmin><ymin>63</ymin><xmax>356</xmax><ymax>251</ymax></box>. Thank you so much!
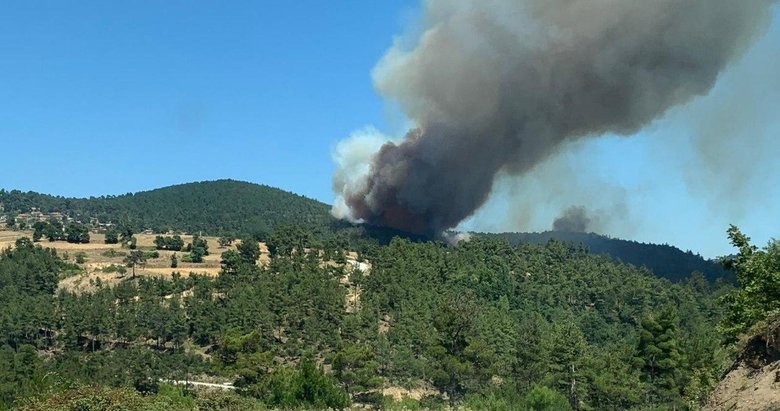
<box><xmin>553</xmin><ymin>206</ymin><xmax>591</xmax><ymax>233</ymax></box>
<box><xmin>333</xmin><ymin>0</ymin><xmax>777</xmax><ymax>237</ymax></box>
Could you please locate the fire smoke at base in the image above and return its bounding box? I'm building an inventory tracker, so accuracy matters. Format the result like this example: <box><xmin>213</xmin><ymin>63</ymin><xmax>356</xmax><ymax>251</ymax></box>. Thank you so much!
<box><xmin>332</xmin><ymin>0</ymin><xmax>777</xmax><ymax>237</ymax></box>
<box><xmin>553</xmin><ymin>206</ymin><xmax>591</xmax><ymax>233</ymax></box>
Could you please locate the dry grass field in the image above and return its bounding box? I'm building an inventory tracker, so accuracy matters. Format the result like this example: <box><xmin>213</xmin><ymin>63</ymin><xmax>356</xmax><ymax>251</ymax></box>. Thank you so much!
<box><xmin>0</xmin><ymin>228</ymin><xmax>270</xmax><ymax>293</ymax></box>
<box><xmin>0</xmin><ymin>228</ymin><xmax>368</xmax><ymax>301</ymax></box>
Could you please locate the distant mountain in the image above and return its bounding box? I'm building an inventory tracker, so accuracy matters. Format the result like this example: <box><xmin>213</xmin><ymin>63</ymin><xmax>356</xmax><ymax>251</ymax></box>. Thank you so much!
<box><xmin>0</xmin><ymin>180</ymin><xmax>333</xmax><ymax>236</ymax></box>
<box><xmin>481</xmin><ymin>231</ymin><xmax>732</xmax><ymax>283</ymax></box>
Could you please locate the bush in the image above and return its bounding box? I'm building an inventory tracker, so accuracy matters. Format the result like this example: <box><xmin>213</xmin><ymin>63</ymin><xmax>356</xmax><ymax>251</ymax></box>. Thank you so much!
<box><xmin>187</xmin><ymin>235</ymin><xmax>209</xmax><ymax>256</ymax></box>
<box><xmin>154</xmin><ymin>383</ymin><xmax>196</xmax><ymax>410</ymax></box>
<box><xmin>145</xmin><ymin>250</ymin><xmax>160</xmax><ymax>259</ymax></box>
<box><xmin>75</xmin><ymin>252</ymin><xmax>87</xmax><ymax>264</ymax></box>
<box><xmin>104</xmin><ymin>228</ymin><xmax>119</xmax><ymax>244</ymax></box>
<box><xmin>123</xmin><ymin>236</ymin><xmax>138</xmax><ymax>250</ymax></box>
<box><xmin>194</xmin><ymin>390</ymin><xmax>265</xmax><ymax>410</ymax></box>
<box><xmin>463</xmin><ymin>384</ymin><xmax>569</xmax><ymax>411</ymax></box>
<box><xmin>354</xmin><ymin>391</ymin><xmax>384</xmax><ymax>406</ymax></box>
<box><xmin>20</xmin><ymin>384</ymin><xmax>202</xmax><ymax>411</ymax></box>
<box><xmin>20</xmin><ymin>385</ymin><xmax>146</xmax><ymax>411</ymax></box>
<box><xmin>102</xmin><ymin>264</ymin><xmax>127</xmax><ymax>275</ymax></box>
<box><xmin>218</xmin><ymin>236</ymin><xmax>235</xmax><ymax>248</ymax></box>
<box><xmin>248</xmin><ymin>356</ymin><xmax>350</xmax><ymax>409</ymax></box>
<box><xmin>190</xmin><ymin>247</ymin><xmax>206</xmax><ymax>263</ymax></box>
<box><xmin>101</xmin><ymin>249</ymin><xmax>127</xmax><ymax>258</ymax></box>
<box><xmin>382</xmin><ymin>396</ymin><xmax>421</xmax><ymax>410</ymax></box>
<box><xmin>523</xmin><ymin>386</ymin><xmax>571</xmax><ymax>411</ymax></box>
<box><xmin>419</xmin><ymin>395</ymin><xmax>447</xmax><ymax>410</ymax></box>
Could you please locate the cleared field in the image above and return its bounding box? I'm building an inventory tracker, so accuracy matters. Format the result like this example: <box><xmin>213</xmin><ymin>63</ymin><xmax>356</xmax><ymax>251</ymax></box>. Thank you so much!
<box><xmin>0</xmin><ymin>229</ymin><xmax>32</xmax><ymax>248</ymax></box>
<box><xmin>0</xmin><ymin>229</ymin><xmax>268</xmax><ymax>292</ymax></box>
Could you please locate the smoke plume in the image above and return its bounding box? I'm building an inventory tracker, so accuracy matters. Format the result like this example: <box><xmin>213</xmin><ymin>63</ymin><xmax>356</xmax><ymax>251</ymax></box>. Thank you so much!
<box><xmin>333</xmin><ymin>0</ymin><xmax>777</xmax><ymax>237</ymax></box>
<box><xmin>553</xmin><ymin>206</ymin><xmax>591</xmax><ymax>233</ymax></box>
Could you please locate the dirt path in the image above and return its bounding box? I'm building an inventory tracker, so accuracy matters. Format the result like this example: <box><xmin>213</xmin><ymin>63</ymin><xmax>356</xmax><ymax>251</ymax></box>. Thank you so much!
<box><xmin>160</xmin><ymin>379</ymin><xmax>236</xmax><ymax>390</ymax></box>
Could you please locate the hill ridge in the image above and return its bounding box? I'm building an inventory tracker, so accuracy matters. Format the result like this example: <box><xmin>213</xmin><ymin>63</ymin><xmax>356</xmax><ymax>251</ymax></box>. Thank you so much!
<box><xmin>0</xmin><ymin>179</ymin><xmax>333</xmax><ymax>237</ymax></box>
<box><xmin>480</xmin><ymin>230</ymin><xmax>731</xmax><ymax>283</ymax></box>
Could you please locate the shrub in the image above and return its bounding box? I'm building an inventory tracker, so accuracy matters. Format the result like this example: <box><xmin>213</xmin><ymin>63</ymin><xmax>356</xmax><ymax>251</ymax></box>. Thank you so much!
<box><xmin>463</xmin><ymin>384</ymin><xmax>568</xmax><ymax>411</ymax></box>
<box><xmin>523</xmin><ymin>386</ymin><xmax>571</xmax><ymax>411</ymax></box>
<box><xmin>20</xmin><ymin>385</ymin><xmax>146</xmax><ymax>411</ymax></box>
<box><xmin>190</xmin><ymin>247</ymin><xmax>206</xmax><ymax>263</ymax></box>
<box><xmin>382</xmin><ymin>396</ymin><xmax>421</xmax><ymax>410</ymax></box>
<box><xmin>145</xmin><ymin>250</ymin><xmax>160</xmax><ymax>259</ymax></box>
<box><xmin>101</xmin><ymin>249</ymin><xmax>127</xmax><ymax>258</ymax></box>
<box><xmin>194</xmin><ymin>390</ymin><xmax>265</xmax><ymax>410</ymax></box>
<box><xmin>248</xmin><ymin>356</ymin><xmax>350</xmax><ymax>409</ymax></box>
<box><xmin>102</xmin><ymin>264</ymin><xmax>127</xmax><ymax>275</ymax></box>
<box><xmin>75</xmin><ymin>252</ymin><xmax>87</xmax><ymax>264</ymax></box>
<box><xmin>104</xmin><ymin>228</ymin><xmax>119</xmax><ymax>244</ymax></box>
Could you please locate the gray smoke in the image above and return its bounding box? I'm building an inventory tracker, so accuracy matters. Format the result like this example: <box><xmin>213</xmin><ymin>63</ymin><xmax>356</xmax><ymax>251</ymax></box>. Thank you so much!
<box><xmin>553</xmin><ymin>206</ymin><xmax>591</xmax><ymax>233</ymax></box>
<box><xmin>332</xmin><ymin>0</ymin><xmax>777</xmax><ymax>237</ymax></box>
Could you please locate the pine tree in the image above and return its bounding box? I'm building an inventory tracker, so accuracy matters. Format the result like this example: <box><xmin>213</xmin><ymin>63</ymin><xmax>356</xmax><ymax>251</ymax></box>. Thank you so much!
<box><xmin>634</xmin><ymin>307</ymin><xmax>684</xmax><ymax>405</ymax></box>
<box><xmin>547</xmin><ymin>318</ymin><xmax>589</xmax><ymax>410</ymax></box>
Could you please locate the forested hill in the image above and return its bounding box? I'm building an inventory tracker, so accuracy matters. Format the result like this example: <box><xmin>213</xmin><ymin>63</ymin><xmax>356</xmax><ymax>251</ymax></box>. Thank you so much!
<box><xmin>1</xmin><ymin>181</ymin><xmax>729</xmax><ymax>283</ymax></box>
<box><xmin>483</xmin><ymin>231</ymin><xmax>731</xmax><ymax>283</ymax></box>
<box><xmin>0</xmin><ymin>180</ymin><xmax>332</xmax><ymax>236</ymax></box>
<box><xmin>0</xmin><ymin>234</ymin><xmax>731</xmax><ymax>410</ymax></box>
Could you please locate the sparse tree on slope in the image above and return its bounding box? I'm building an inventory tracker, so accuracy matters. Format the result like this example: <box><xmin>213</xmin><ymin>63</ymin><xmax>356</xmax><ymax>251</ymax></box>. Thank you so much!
<box><xmin>123</xmin><ymin>250</ymin><xmax>147</xmax><ymax>279</ymax></box>
<box><xmin>104</xmin><ymin>228</ymin><xmax>119</xmax><ymax>244</ymax></box>
<box><xmin>237</xmin><ymin>237</ymin><xmax>260</xmax><ymax>264</ymax></box>
<box><xmin>66</xmin><ymin>222</ymin><xmax>90</xmax><ymax>244</ymax></box>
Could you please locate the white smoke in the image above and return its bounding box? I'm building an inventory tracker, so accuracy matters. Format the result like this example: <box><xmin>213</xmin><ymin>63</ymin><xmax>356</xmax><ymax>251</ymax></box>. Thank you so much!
<box><xmin>331</xmin><ymin>127</ymin><xmax>393</xmax><ymax>222</ymax></box>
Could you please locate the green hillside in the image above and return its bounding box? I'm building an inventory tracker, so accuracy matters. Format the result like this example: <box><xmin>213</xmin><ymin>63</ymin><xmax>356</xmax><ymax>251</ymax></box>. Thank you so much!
<box><xmin>483</xmin><ymin>231</ymin><xmax>731</xmax><ymax>283</ymax></box>
<box><xmin>0</xmin><ymin>180</ymin><xmax>332</xmax><ymax>237</ymax></box>
<box><xmin>0</xmin><ymin>181</ymin><xmax>730</xmax><ymax>283</ymax></box>
<box><xmin>0</xmin><ymin>234</ymin><xmax>731</xmax><ymax>410</ymax></box>
<box><xmin>0</xmin><ymin>181</ymin><xmax>771</xmax><ymax>409</ymax></box>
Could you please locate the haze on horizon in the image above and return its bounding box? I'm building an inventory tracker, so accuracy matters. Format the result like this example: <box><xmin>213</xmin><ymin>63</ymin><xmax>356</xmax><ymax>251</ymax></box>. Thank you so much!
<box><xmin>0</xmin><ymin>1</ymin><xmax>778</xmax><ymax>258</ymax></box>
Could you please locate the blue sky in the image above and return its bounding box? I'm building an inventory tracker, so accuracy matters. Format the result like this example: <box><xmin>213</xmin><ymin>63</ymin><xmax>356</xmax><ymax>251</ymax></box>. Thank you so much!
<box><xmin>1</xmin><ymin>1</ymin><xmax>778</xmax><ymax>257</ymax></box>
<box><xmin>0</xmin><ymin>0</ymin><xmax>418</xmax><ymax>197</ymax></box>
